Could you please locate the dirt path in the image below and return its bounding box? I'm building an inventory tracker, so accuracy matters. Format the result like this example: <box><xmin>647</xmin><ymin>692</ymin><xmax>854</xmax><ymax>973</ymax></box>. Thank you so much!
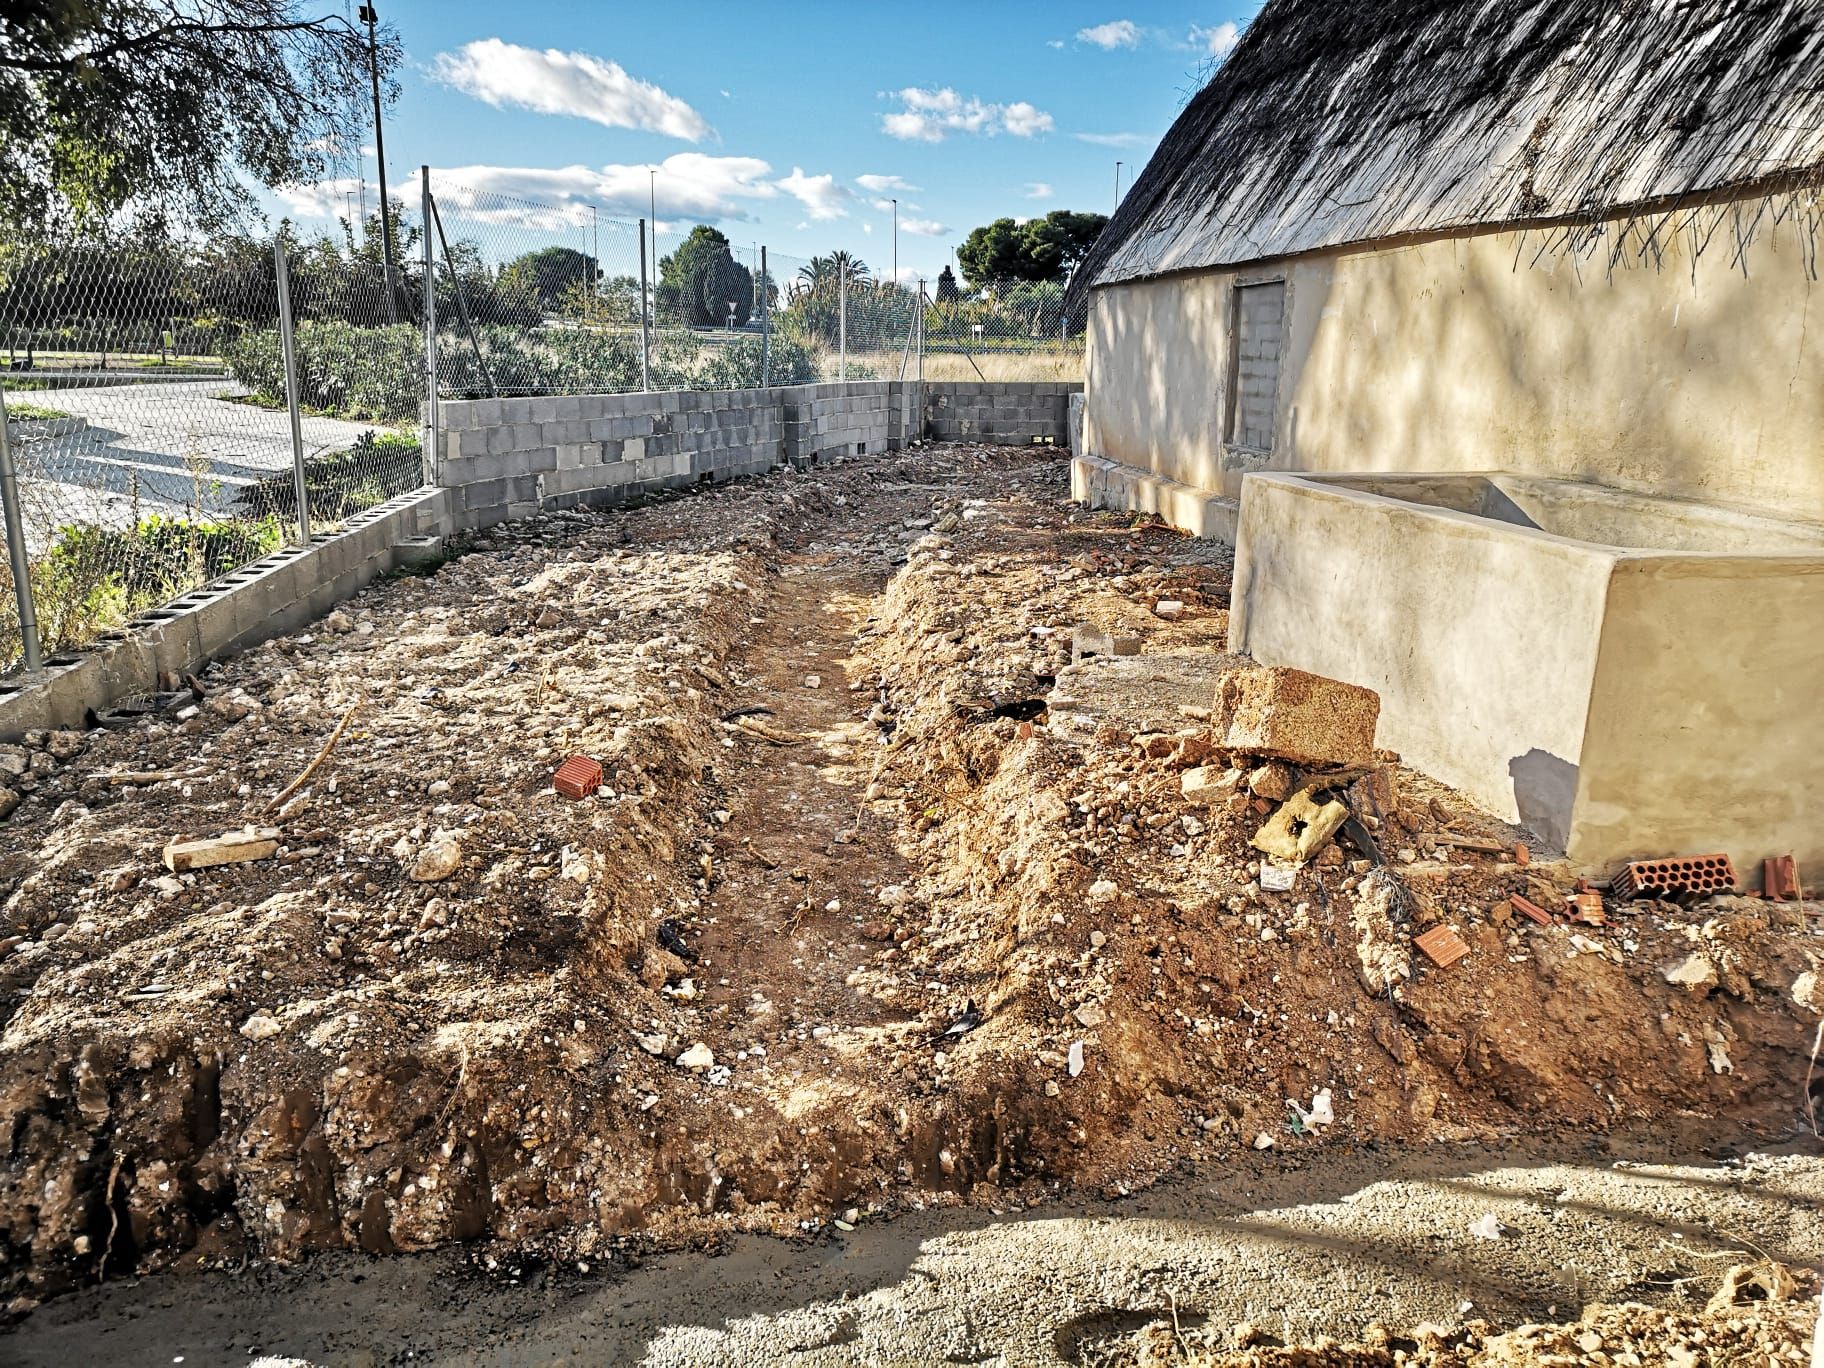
<box><xmin>685</xmin><ymin>553</ymin><xmax>924</xmax><ymax>1144</ymax></box>
<box><xmin>6</xmin><ymin>1136</ymin><xmax>1819</xmax><ymax>1366</ymax></box>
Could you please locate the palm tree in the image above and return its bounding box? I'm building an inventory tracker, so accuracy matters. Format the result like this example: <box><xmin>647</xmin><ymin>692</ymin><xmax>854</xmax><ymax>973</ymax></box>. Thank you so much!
<box><xmin>797</xmin><ymin>255</ymin><xmax>834</xmax><ymax>293</ymax></box>
<box><xmin>829</xmin><ymin>250</ymin><xmax>871</xmax><ymax>285</ymax></box>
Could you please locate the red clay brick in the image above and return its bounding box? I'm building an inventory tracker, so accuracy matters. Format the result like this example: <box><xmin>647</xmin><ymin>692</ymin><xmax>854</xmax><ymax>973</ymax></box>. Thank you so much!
<box><xmin>1509</xmin><ymin>894</ymin><xmax>1554</xmax><ymax>927</ymax></box>
<box><xmin>1612</xmin><ymin>854</ymin><xmax>1737</xmax><ymax>901</ymax></box>
<box><xmin>554</xmin><ymin>754</ymin><xmax>604</xmax><ymax>800</ymax></box>
<box><xmin>1415</xmin><ymin>925</ymin><xmax>1471</xmax><ymax>969</ymax></box>
<box><xmin>1763</xmin><ymin>855</ymin><xmax>1800</xmax><ymax>901</ymax></box>
<box><xmin>1569</xmin><ymin>891</ymin><xmax>1607</xmax><ymax>925</ymax></box>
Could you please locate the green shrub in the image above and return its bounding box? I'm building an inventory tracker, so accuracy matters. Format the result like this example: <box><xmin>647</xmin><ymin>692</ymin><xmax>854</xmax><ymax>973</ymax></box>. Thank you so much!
<box><xmin>2</xmin><ymin>513</ymin><xmax>285</xmax><ymax>668</ymax></box>
<box><xmin>235</xmin><ymin>430</ymin><xmax>424</xmax><ymax>524</ymax></box>
<box><xmin>3</xmin><ymin>401</ymin><xmax>68</xmax><ymax>421</ymax></box>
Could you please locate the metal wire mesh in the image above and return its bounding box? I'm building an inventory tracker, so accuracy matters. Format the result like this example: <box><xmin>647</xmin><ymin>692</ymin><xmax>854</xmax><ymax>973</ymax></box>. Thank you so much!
<box><xmin>0</xmin><ymin>228</ymin><xmax>427</xmax><ymax>677</ymax></box>
<box><xmin>0</xmin><ymin>174</ymin><xmax>1089</xmax><ymax>675</ymax></box>
<box><xmin>922</xmin><ymin>278</ymin><xmax>1087</xmax><ymax>383</ymax></box>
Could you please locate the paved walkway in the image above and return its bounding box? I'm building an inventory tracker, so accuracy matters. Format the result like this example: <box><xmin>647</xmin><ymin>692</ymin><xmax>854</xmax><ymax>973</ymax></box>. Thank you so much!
<box><xmin>6</xmin><ymin>378</ymin><xmax>381</xmax><ymax>542</ymax></box>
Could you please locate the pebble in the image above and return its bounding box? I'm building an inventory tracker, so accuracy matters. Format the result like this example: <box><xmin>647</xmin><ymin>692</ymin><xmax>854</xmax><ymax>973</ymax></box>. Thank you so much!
<box><xmin>409</xmin><ymin>836</ymin><xmax>463</xmax><ymax>882</ymax></box>
<box><xmin>676</xmin><ymin>1042</ymin><xmax>715</xmax><ymax>1072</ymax></box>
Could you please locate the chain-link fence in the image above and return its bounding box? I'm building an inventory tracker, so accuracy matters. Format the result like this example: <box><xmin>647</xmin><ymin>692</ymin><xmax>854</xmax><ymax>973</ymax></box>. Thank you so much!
<box><xmin>920</xmin><ymin>278</ymin><xmax>1087</xmax><ymax>383</ymax></box>
<box><xmin>0</xmin><ymin>233</ymin><xmax>429</xmax><ymax>675</ymax></box>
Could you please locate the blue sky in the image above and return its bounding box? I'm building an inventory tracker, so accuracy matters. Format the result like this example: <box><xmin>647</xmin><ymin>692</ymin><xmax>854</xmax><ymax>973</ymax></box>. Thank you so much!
<box><xmin>276</xmin><ymin>1</ymin><xmax>1256</xmax><ymax>281</ymax></box>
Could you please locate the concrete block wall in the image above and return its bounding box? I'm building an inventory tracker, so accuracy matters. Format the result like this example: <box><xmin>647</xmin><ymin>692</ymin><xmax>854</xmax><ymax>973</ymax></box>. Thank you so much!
<box><xmin>0</xmin><ymin>379</ymin><xmax>1075</xmax><ymax>736</ymax></box>
<box><xmin>0</xmin><ymin>488</ymin><xmax>447</xmax><ymax>736</ymax></box>
<box><xmin>438</xmin><ymin>388</ymin><xmax>784</xmax><ymax>531</ymax></box>
<box><xmin>781</xmin><ymin>381</ymin><xmax>897</xmax><ymax>465</ymax></box>
<box><xmin>923</xmin><ymin>381</ymin><xmax>1081</xmax><ymax>445</ymax></box>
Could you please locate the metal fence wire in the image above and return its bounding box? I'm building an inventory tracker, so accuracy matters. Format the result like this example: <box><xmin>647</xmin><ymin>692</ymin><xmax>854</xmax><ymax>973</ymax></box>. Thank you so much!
<box><xmin>1</xmin><ymin>170</ymin><xmax>1088</xmax><ymax>676</ymax></box>
<box><xmin>0</xmin><ymin>237</ymin><xmax>426</xmax><ymax>675</ymax></box>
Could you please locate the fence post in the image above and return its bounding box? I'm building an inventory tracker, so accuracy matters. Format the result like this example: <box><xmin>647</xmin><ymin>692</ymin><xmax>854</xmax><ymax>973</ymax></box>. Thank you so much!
<box><xmin>420</xmin><ymin>166</ymin><xmax>438</xmax><ymax>484</ymax></box>
<box><xmin>0</xmin><ymin>386</ymin><xmax>42</xmax><ymax>675</ymax></box>
<box><xmin>759</xmin><ymin>247</ymin><xmax>771</xmax><ymax>388</ymax></box>
<box><xmin>838</xmin><ymin>261</ymin><xmax>847</xmax><ymax>382</ymax></box>
<box><xmin>273</xmin><ymin>242</ymin><xmax>311</xmax><ymax>544</ymax></box>
<box><xmin>638</xmin><ymin>218</ymin><xmax>652</xmax><ymax>392</ymax></box>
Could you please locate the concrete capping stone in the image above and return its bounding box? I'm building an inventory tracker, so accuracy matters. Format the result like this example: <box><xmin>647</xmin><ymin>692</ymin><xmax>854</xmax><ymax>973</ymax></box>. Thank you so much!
<box><xmin>1071</xmin><ymin>454</ymin><xmax>1239</xmax><ymax>543</ymax></box>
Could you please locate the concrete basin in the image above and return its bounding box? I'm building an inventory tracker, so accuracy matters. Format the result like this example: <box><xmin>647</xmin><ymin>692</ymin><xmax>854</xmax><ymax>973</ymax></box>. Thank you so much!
<box><xmin>1228</xmin><ymin>471</ymin><xmax>1824</xmax><ymax>876</ymax></box>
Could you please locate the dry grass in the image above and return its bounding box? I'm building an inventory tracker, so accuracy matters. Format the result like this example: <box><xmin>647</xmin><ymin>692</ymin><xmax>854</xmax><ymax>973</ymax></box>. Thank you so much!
<box><xmin>841</xmin><ymin>347</ymin><xmax>1084</xmax><ymax>384</ymax></box>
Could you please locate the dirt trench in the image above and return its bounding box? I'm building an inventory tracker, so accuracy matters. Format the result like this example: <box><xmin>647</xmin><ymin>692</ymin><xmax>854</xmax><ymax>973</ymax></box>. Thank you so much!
<box><xmin>0</xmin><ymin>445</ymin><xmax>1818</xmax><ymax>1314</ymax></box>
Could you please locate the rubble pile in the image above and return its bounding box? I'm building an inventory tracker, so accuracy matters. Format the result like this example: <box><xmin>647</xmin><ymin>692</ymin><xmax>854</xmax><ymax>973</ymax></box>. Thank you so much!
<box><xmin>0</xmin><ymin>446</ymin><xmax>1816</xmax><ymax>1313</ymax></box>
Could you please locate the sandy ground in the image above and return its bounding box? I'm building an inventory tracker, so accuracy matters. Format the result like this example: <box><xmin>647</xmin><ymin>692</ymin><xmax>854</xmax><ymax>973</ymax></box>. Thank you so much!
<box><xmin>5</xmin><ymin>1135</ymin><xmax>1820</xmax><ymax>1365</ymax></box>
<box><xmin>1</xmin><ymin>444</ymin><xmax>1820</xmax><ymax>1362</ymax></box>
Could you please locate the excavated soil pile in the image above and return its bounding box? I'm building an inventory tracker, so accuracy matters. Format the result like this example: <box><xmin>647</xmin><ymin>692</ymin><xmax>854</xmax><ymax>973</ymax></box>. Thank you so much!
<box><xmin>1</xmin><ymin>446</ymin><xmax>1818</xmax><ymax>1308</ymax></box>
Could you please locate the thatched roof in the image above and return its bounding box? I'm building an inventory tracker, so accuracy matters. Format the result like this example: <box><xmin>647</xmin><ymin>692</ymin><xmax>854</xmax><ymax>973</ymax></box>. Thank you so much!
<box><xmin>1073</xmin><ymin>0</ymin><xmax>1824</xmax><ymax>296</ymax></box>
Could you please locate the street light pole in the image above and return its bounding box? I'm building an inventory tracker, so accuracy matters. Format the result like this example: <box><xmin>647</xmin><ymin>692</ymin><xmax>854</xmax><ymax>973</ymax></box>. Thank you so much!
<box><xmin>891</xmin><ymin>198</ymin><xmax>898</xmax><ymax>288</ymax></box>
<box><xmin>649</xmin><ymin>168</ymin><xmax>658</xmax><ymax>282</ymax></box>
<box><xmin>358</xmin><ymin>4</ymin><xmax>398</xmax><ymax>322</ymax></box>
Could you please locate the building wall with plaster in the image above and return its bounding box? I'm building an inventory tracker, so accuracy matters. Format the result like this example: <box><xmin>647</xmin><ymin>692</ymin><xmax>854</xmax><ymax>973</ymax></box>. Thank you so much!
<box><xmin>1082</xmin><ymin>205</ymin><xmax>1824</xmax><ymax>525</ymax></box>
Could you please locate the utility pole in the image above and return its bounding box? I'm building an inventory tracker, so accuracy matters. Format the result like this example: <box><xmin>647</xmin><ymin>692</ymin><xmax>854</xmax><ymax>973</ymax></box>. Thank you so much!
<box><xmin>891</xmin><ymin>198</ymin><xmax>898</xmax><ymax>289</ymax></box>
<box><xmin>359</xmin><ymin>4</ymin><xmax>398</xmax><ymax>322</ymax></box>
<box><xmin>1115</xmin><ymin>161</ymin><xmax>1124</xmax><ymax>210</ymax></box>
<box><xmin>649</xmin><ymin>168</ymin><xmax>658</xmax><ymax>283</ymax></box>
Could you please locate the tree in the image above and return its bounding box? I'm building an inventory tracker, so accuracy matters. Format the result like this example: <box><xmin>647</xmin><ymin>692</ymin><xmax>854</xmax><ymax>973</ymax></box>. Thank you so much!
<box><xmin>957</xmin><ymin>219</ymin><xmax>1026</xmax><ymax>288</ymax></box>
<box><xmin>828</xmin><ymin>251</ymin><xmax>870</xmax><ymax>285</ymax></box>
<box><xmin>657</xmin><ymin>224</ymin><xmax>752</xmax><ymax>327</ymax></box>
<box><xmin>503</xmin><ymin>247</ymin><xmax>601</xmax><ymax>312</ymax></box>
<box><xmin>935</xmin><ymin>265</ymin><xmax>961</xmax><ymax>305</ymax></box>
<box><xmin>0</xmin><ymin>1</ymin><xmax>401</xmax><ymax>233</ymax></box>
<box><xmin>1021</xmin><ymin>211</ymin><xmax>1109</xmax><ymax>279</ymax></box>
<box><xmin>957</xmin><ymin>210</ymin><xmax>1110</xmax><ymax>288</ymax></box>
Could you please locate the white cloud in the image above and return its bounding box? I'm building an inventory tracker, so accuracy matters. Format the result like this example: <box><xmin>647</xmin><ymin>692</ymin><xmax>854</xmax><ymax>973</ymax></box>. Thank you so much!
<box><xmin>901</xmin><ymin>217</ymin><xmax>947</xmax><ymax>237</ymax></box>
<box><xmin>1001</xmin><ymin>102</ymin><xmax>1054</xmax><ymax>137</ymax></box>
<box><xmin>1190</xmin><ymin>21</ymin><xmax>1241</xmax><ymax>57</ymax></box>
<box><xmin>275</xmin><ymin>177</ymin><xmax>366</xmax><ymax>218</ymax></box>
<box><xmin>1075</xmin><ymin>131</ymin><xmax>1150</xmax><ymax>148</ymax></box>
<box><xmin>880</xmin><ymin>87</ymin><xmax>1054</xmax><ymax>142</ymax></box>
<box><xmin>1076</xmin><ymin>19</ymin><xmax>1140</xmax><ymax>49</ymax></box>
<box><xmin>338</xmin><ymin>154</ymin><xmax>784</xmax><ymax>232</ymax></box>
<box><xmin>1046</xmin><ymin>38</ymin><xmax>1065</xmax><ymax>49</ymax></box>
<box><xmin>432</xmin><ymin>39</ymin><xmax>712</xmax><ymax>141</ymax></box>
<box><xmin>856</xmin><ymin>173</ymin><xmax>919</xmax><ymax>194</ymax></box>
<box><xmin>1023</xmin><ymin>182</ymin><xmax>1053</xmax><ymax>199</ymax></box>
<box><xmin>776</xmin><ymin>166</ymin><xmax>851</xmax><ymax>220</ymax></box>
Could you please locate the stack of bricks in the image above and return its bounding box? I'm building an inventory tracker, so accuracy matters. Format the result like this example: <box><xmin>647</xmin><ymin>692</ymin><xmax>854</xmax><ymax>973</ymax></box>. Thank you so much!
<box><xmin>922</xmin><ymin>381</ymin><xmax>1082</xmax><ymax>445</ymax></box>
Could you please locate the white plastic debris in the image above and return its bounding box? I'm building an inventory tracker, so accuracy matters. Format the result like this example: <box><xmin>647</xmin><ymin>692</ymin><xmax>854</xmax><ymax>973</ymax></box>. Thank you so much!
<box><xmin>1290</xmin><ymin>1087</ymin><xmax>1335</xmax><ymax>1131</ymax></box>
<box><xmin>1254</xmin><ymin>1131</ymin><xmax>1276</xmax><ymax>1150</ymax></box>
<box><xmin>1260</xmin><ymin>864</ymin><xmax>1296</xmax><ymax>892</ymax></box>
<box><xmin>1468</xmin><ymin>1212</ymin><xmax>1504</xmax><ymax>1241</ymax></box>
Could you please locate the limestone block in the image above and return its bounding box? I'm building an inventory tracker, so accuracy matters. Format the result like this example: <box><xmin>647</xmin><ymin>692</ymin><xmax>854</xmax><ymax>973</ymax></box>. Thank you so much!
<box><xmin>1213</xmin><ymin>666</ymin><xmax>1379</xmax><ymax>766</ymax></box>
